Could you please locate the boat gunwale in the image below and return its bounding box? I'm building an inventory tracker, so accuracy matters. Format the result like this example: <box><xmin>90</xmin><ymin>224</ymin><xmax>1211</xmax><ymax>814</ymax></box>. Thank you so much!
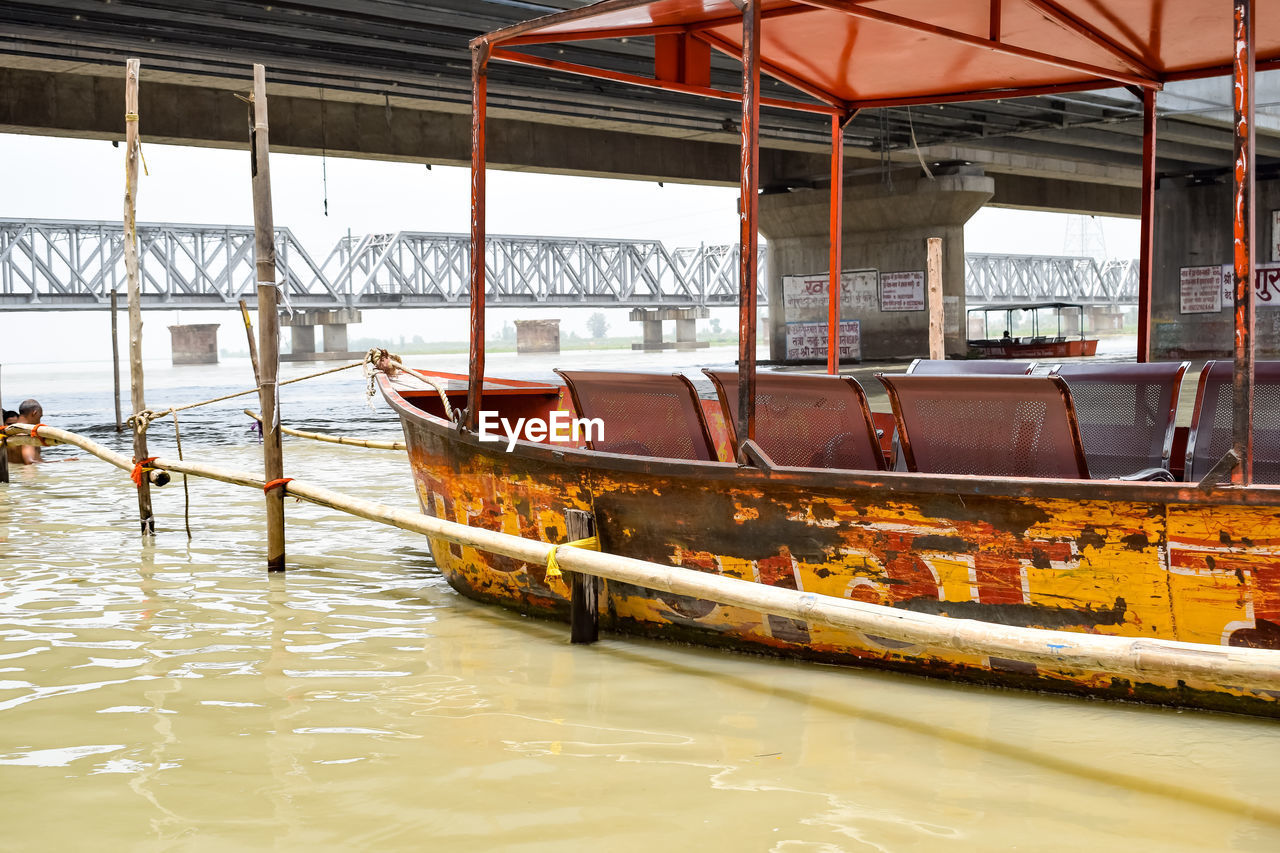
<box><xmin>378</xmin><ymin>373</ymin><xmax>1280</xmax><ymax>509</ymax></box>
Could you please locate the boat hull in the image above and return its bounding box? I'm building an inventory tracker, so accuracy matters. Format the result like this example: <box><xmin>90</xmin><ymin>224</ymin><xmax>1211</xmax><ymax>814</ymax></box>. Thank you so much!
<box><xmin>383</xmin><ymin>378</ymin><xmax>1280</xmax><ymax>717</ymax></box>
<box><xmin>966</xmin><ymin>339</ymin><xmax>1099</xmax><ymax>359</ymax></box>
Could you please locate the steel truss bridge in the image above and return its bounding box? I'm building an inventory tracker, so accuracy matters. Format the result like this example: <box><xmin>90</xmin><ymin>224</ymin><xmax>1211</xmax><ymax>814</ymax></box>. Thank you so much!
<box><xmin>0</xmin><ymin>219</ymin><xmax>1136</xmax><ymax>311</ymax></box>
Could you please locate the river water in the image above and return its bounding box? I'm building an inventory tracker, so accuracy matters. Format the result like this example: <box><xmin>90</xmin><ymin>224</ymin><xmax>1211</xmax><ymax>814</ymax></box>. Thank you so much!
<box><xmin>1</xmin><ymin>346</ymin><xmax>1278</xmax><ymax>851</ymax></box>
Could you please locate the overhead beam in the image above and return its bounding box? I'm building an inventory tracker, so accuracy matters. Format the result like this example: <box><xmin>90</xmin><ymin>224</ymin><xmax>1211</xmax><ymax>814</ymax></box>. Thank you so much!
<box><xmin>0</xmin><ymin>63</ymin><xmax>839</xmax><ymax>187</ymax></box>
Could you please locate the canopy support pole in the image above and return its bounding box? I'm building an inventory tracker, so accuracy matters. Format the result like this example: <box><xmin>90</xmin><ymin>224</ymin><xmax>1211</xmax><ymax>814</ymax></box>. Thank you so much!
<box><xmin>827</xmin><ymin>112</ymin><xmax>844</xmax><ymax>375</ymax></box>
<box><xmin>467</xmin><ymin>43</ymin><xmax>490</xmax><ymax>431</ymax></box>
<box><xmin>1137</xmin><ymin>87</ymin><xmax>1156</xmax><ymax>363</ymax></box>
<box><xmin>735</xmin><ymin>0</ymin><xmax>761</xmax><ymax>458</ymax></box>
<box><xmin>1232</xmin><ymin>0</ymin><xmax>1256</xmax><ymax>486</ymax></box>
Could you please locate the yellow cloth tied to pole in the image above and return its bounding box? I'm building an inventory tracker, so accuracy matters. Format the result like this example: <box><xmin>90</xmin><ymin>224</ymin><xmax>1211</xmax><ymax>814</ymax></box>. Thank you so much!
<box><xmin>545</xmin><ymin>536</ymin><xmax>599</xmax><ymax>579</ymax></box>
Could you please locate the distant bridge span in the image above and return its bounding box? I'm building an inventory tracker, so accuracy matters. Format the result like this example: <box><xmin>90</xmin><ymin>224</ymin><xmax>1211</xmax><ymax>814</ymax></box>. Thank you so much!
<box><xmin>0</xmin><ymin>219</ymin><xmax>1136</xmax><ymax>311</ymax></box>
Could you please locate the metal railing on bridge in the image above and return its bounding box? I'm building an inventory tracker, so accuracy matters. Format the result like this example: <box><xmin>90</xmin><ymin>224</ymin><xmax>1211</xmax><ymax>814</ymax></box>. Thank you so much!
<box><xmin>0</xmin><ymin>219</ymin><xmax>1139</xmax><ymax>311</ymax></box>
<box><xmin>965</xmin><ymin>252</ymin><xmax>1139</xmax><ymax>307</ymax></box>
<box><xmin>0</xmin><ymin>219</ymin><xmax>763</xmax><ymax>310</ymax></box>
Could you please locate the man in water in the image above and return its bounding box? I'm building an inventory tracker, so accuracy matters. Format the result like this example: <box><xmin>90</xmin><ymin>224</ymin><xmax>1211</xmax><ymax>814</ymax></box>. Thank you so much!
<box><xmin>6</xmin><ymin>399</ymin><xmax>43</xmax><ymax>465</ymax></box>
<box><xmin>2</xmin><ymin>410</ymin><xmax>16</xmax><ymax>426</ymax></box>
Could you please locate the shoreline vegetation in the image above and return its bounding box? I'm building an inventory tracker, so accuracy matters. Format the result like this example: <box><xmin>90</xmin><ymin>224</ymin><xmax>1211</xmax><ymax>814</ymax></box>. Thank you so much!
<box><xmin>217</xmin><ymin>327</ymin><xmax>1140</xmax><ymax>360</ymax></box>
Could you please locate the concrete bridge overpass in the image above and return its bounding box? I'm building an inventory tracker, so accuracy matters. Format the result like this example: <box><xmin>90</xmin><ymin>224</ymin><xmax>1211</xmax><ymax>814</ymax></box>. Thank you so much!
<box><xmin>3</xmin><ymin>1</ymin><xmax>1280</xmax><ymax>219</ymax></box>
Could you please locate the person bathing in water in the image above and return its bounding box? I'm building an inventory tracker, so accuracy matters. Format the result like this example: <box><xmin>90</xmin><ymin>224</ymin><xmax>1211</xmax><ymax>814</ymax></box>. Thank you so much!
<box><xmin>6</xmin><ymin>399</ymin><xmax>46</xmax><ymax>465</ymax></box>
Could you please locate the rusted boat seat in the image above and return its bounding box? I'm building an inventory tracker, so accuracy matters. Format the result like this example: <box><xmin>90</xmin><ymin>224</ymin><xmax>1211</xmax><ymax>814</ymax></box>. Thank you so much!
<box><xmin>906</xmin><ymin>359</ymin><xmax>1033</xmax><ymax>375</ymax></box>
<box><xmin>889</xmin><ymin>360</ymin><xmax>1034</xmax><ymax>468</ymax></box>
<box><xmin>1186</xmin><ymin>360</ymin><xmax>1280</xmax><ymax>483</ymax></box>
<box><xmin>703</xmin><ymin>370</ymin><xmax>885</xmax><ymax>470</ymax></box>
<box><xmin>1050</xmin><ymin>361</ymin><xmax>1188</xmax><ymax>479</ymax></box>
<box><xmin>879</xmin><ymin>374</ymin><xmax>1092</xmax><ymax>478</ymax></box>
<box><xmin>880</xmin><ymin>374</ymin><xmax>1175</xmax><ymax>481</ymax></box>
<box><xmin>554</xmin><ymin>369</ymin><xmax>717</xmax><ymax>461</ymax></box>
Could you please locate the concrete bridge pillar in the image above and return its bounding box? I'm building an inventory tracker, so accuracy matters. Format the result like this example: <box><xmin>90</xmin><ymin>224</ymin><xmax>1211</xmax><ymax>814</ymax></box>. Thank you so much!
<box><xmin>279</xmin><ymin>308</ymin><xmax>363</xmax><ymax>362</ymax></box>
<box><xmin>290</xmin><ymin>324</ymin><xmax>317</xmax><ymax>357</ymax></box>
<box><xmin>759</xmin><ymin>166</ymin><xmax>994</xmax><ymax>362</ymax></box>
<box><xmin>1153</xmin><ymin>175</ymin><xmax>1280</xmax><ymax>359</ymax></box>
<box><xmin>515</xmin><ymin>319</ymin><xmax>560</xmax><ymax>354</ymax></box>
<box><xmin>630</xmin><ymin>306</ymin><xmax>710</xmax><ymax>351</ymax></box>
<box><xmin>168</xmin><ymin>323</ymin><xmax>219</xmax><ymax>365</ymax></box>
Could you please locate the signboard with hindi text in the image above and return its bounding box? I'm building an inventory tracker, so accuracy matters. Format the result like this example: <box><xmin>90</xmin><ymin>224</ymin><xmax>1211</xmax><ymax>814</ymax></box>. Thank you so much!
<box><xmin>1180</xmin><ymin>265</ymin><xmax>1222</xmax><ymax>314</ymax></box>
<box><xmin>781</xmin><ymin>269</ymin><xmax>879</xmax><ymax>319</ymax></box>
<box><xmin>784</xmin><ymin>320</ymin><xmax>861</xmax><ymax>361</ymax></box>
<box><xmin>879</xmin><ymin>271</ymin><xmax>926</xmax><ymax>311</ymax></box>
<box><xmin>1216</xmin><ymin>262</ymin><xmax>1280</xmax><ymax>307</ymax></box>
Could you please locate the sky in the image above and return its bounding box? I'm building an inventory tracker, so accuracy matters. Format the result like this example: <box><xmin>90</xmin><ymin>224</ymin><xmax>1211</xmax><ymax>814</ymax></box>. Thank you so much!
<box><xmin>0</xmin><ymin>132</ymin><xmax>1139</xmax><ymax>363</ymax></box>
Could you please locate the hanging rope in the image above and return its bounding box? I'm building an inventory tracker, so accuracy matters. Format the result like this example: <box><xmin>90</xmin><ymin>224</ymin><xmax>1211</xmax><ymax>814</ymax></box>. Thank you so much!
<box><xmin>132</xmin><ymin>359</ymin><xmax>363</xmax><ymax>426</ymax></box>
<box><xmin>172</xmin><ymin>411</ymin><xmax>192</xmax><ymax>539</ymax></box>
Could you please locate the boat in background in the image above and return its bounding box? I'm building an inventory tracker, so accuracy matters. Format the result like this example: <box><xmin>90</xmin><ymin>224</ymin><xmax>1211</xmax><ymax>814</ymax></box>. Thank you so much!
<box><xmin>967</xmin><ymin>302</ymin><xmax>1100</xmax><ymax>358</ymax></box>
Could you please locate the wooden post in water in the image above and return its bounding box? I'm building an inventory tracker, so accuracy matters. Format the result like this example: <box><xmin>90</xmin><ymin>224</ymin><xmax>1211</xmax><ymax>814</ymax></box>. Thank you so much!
<box><xmin>927</xmin><ymin>237</ymin><xmax>944</xmax><ymax>360</ymax></box>
<box><xmin>239</xmin><ymin>298</ymin><xmax>261</xmax><ymax>387</ymax></box>
<box><xmin>566</xmin><ymin>509</ymin><xmax>598</xmax><ymax>644</ymax></box>
<box><xmin>251</xmin><ymin>64</ymin><xmax>286</xmax><ymax>572</ymax></box>
<box><xmin>124</xmin><ymin>58</ymin><xmax>154</xmax><ymax>535</ymax></box>
<box><xmin>111</xmin><ymin>289</ymin><xmax>123</xmax><ymax>432</ymax></box>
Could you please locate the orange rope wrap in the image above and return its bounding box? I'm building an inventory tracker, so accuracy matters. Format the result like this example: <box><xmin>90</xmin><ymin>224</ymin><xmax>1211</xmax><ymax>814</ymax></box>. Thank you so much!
<box><xmin>263</xmin><ymin>477</ymin><xmax>293</xmax><ymax>494</ymax></box>
<box><xmin>131</xmin><ymin>456</ymin><xmax>158</xmax><ymax>488</ymax></box>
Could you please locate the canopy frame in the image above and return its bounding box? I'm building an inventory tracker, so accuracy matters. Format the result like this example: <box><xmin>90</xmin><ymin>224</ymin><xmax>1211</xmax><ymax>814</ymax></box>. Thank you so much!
<box><xmin>466</xmin><ymin>0</ymin><xmax>1265</xmax><ymax>474</ymax></box>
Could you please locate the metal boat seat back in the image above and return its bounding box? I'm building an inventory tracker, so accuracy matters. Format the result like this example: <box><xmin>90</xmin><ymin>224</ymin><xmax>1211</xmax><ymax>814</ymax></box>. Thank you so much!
<box><xmin>554</xmin><ymin>369</ymin><xmax>717</xmax><ymax>461</ymax></box>
<box><xmin>1186</xmin><ymin>360</ymin><xmax>1280</xmax><ymax>483</ymax></box>
<box><xmin>1051</xmin><ymin>361</ymin><xmax>1188</xmax><ymax>479</ymax></box>
<box><xmin>892</xmin><ymin>360</ymin><xmax>1033</xmax><ymax>467</ymax></box>
<box><xmin>879</xmin><ymin>374</ymin><xmax>1089</xmax><ymax>478</ymax></box>
<box><xmin>906</xmin><ymin>359</ymin><xmax>1033</xmax><ymax>375</ymax></box>
<box><xmin>703</xmin><ymin>370</ymin><xmax>885</xmax><ymax>470</ymax></box>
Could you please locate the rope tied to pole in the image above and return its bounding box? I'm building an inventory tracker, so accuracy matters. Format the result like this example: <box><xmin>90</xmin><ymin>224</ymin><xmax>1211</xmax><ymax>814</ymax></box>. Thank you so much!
<box><xmin>545</xmin><ymin>535</ymin><xmax>600</xmax><ymax>580</ymax></box>
<box><xmin>263</xmin><ymin>477</ymin><xmax>293</xmax><ymax>495</ymax></box>
<box><xmin>131</xmin><ymin>456</ymin><xmax>158</xmax><ymax>488</ymax></box>
<box><xmin>29</xmin><ymin>424</ymin><xmax>48</xmax><ymax>444</ymax></box>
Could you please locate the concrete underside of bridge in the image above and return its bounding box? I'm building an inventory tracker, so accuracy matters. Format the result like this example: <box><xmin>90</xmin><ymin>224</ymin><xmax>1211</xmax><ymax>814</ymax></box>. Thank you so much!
<box><xmin>0</xmin><ymin>59</ymin><xmax>1141</xmax><ymax>217</ymax></box>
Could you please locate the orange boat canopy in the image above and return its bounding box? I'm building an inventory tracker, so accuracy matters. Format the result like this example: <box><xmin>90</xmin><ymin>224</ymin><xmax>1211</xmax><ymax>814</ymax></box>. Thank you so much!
<box><xmin>479</xmin><ymin>0</ymin><xmax>1280</xmax><ymax>111</ymax></box>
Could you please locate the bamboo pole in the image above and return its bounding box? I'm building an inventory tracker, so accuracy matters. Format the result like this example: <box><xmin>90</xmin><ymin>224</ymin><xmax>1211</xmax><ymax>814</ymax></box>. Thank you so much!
<box><xmin>9</xmin><ymin>419</ymin><xmax>1280</xmax><ymax>695</ymax></box>
<box><xmin>927</xmin><ymin>237</ymin><xmax>944</xmax><ymax>360</ymax></box>
<box><xmin>124</xmin><ymin>58</ymin><xmax>154</xmax><ymax>536</ymax></box>
<box><xmin>111</xmin><ymin>290</ymin><xmax>123</xmax><ymax>432</ymax></box>
<box><xmin>251</xmin><ymin>64</ymin><xmax>286</xmax><ymax>572</ymax></box>
<box><xmin>243</xmin><ymin>410</ymin><xmax>405</xmax><ymax>450</ymax></box>
<box><xmin>239</xmin><ymin>298</ymin><xmax>261</xmax><ymax>388</ymax></box>
<box><xmin>3</xmin><ymin>425</ymin><xmax>167</xmax><ymax>483</ymax></box>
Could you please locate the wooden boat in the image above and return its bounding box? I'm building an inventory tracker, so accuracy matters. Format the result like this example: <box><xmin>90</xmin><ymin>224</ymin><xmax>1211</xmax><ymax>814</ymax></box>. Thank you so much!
<box><xmin>967</xmin><ymin>302</ymin><xmax>1100</xmax><ymax>359</ymax></box>
<box><xmin>379</xmin><ymin>0</ymin><xmax>1280</xmax><ymax>717</ymax></box>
